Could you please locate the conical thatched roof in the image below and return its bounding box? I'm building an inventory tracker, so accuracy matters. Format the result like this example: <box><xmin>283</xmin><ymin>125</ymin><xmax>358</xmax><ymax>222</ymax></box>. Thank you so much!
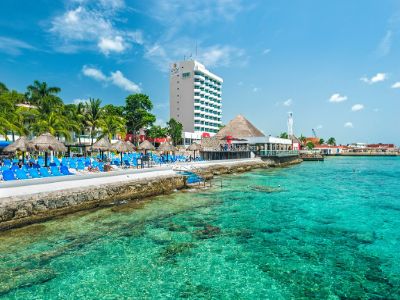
<box><xmin>187</xmin><ymin>142</ymin><xmax>202</xmax><ymax>151</ymax></box>
<box><xmin>53</xmin><ymin>141</ymin><xmax>68</xmax><ymax>152</ymax></box>
<box><xmin>30</xmin><ymin>133</ymin><xmax>63</xmax><ymax>151</ymax></box>
<box><xmin>216</xmin><ymin>115</ymin><xmax>265</xmax><ymax>138</ymax></box>
<box><xmin>3</xmin><ymin>136</ymin><xmax>30</xmax><ymax>152</ymax></box>
<box><xmin>125</xmin><ymin>141</ymin><xmax>136</xmax><ymax>152</ymax></box>
<box><xmin>138</xmin><ymin>140</ymin><xmax>155</xmax><ymax>151</ymax></box>
<box><xmin>158</xmin><ymin>142</ymin><xmax>177</xmax><ymax>152</ymax></box>
<box><xmin>112</xmin><ymin>140</ymin><xmax>131</xmax><ymax>153</ymax></box>
<box><xmin>92</xmin><ymin>137</ymin><xmax>112</xmax><ymax>151</ymax></box>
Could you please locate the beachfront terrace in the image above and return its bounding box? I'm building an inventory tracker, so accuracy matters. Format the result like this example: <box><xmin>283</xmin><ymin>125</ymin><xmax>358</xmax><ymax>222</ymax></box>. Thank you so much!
<box><xmin>259</xmin><ymin>150</ymin><xmax>299</xmax><ymax>157</ymax></box>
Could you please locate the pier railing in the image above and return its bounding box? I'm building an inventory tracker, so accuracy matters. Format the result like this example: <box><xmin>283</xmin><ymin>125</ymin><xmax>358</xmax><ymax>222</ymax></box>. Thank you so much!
<box><xmin>259</xmin><ymin>150</ymin><xmax>299</xmax><ymax>157</ymax></box>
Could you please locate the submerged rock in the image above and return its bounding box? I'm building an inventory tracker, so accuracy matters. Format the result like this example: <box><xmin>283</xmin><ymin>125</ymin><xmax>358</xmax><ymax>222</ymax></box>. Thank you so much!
<box><xmin>250</xmin><ymin>185</ymin><xmax>284</xmax><ymax>193</ymax></box>
<box><xmin>193</xmin><ymin>224</ymin><xmax>221</xmax><ymax>239</ymax></box>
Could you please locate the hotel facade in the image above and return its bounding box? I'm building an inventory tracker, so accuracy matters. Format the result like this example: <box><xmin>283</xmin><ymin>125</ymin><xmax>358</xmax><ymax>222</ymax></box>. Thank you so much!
<box><xmin>170</xmin><ymin>60</ymin><xmax>223</xmax><ymax>140</ymax></box>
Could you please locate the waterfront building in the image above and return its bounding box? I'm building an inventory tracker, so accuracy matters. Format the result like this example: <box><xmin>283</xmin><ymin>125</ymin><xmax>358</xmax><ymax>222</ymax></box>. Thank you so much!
<box><xmin>170</xmin><ymin>60</ymin><xmax>223</xmax><ymax>139</ymax></box>
<box><xmin>314</xmin><ymin>145</ymin><xmax>348</xmax><ymax>155</ymax></box>
<box><xmin>208</xmin><ymin>114</ymin><xmax>293</xmax><ymax>151</ymax></box>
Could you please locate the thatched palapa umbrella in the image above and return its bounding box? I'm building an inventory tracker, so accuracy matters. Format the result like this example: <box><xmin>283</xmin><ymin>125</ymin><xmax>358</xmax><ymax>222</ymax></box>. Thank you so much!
<box><xmin>112</xmin><ymin>140</ymin><xmax>131</xmax><ymax>166</ymax></box>
<box><xmin>30</xmin><ymin>133</ymin><xmax>66</xmax><ymax>166</ymax></box>
<box><xmin>138</xmin><ymin>140</ymin><xmax>155</xmax><ymax>154</ymax></box>
<box><xmin>92</xmin><ymin>137</ymin><xmax>112</xmax><ymax>161</ymax></box>
<box><xmin>158</xmin><ymin>142</ymin><xmax>177</xmax><ymax>162</ymax></box>
<box><xmin>3</xmin><ymin>136</ymin><xmax>30</xmax><ymax>163</ymax></box>
<box><xmin>125</xmin><ymin>140</ymin><xmax>136</xmax><ymax>152</ymax></box>
<box><xmin>187</xmin><ymin>142</ymin><xmax>202</xmax><ymax>160</ymax></box>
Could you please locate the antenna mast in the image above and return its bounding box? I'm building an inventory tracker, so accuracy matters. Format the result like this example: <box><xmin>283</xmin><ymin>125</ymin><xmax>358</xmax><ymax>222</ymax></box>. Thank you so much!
<box><xmin>287</xmin><ymin>112</ymin><xmax>294</xmax><ymax>138</ymax></box>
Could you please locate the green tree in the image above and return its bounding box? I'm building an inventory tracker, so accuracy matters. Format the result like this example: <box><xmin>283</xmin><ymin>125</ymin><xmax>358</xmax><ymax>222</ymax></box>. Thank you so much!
<box><xmin>98</xmin><ymin>115</ymin><xmax>126</xmax><ymax>140</ymax></box>
<box><xmin>64</xmin><ymin>103</ymin><xmax>86</xmax><ymax>144</ymax></box>
<box><xmin>167</xmin><ymin>118</ymin><xmax>183</xmax><ymax>145</ymax></box>
<box><xmin>124</xmin><ymin>94</ymin><xmax>156</xmax><ymax>144</ymax></box>
<box><xmin>85</xmin><ymin>98</ymin><xmax>103</xmax><ymax>145</ymax></box>
<box><xmin>31</xmin><ymin>111</ymin><xmax>74</xmax><ymax>141</ymax></box>
<box><xmin>327</xmin><ymin>137</ymin><xmax>336</xmax><ymax>146</ymax></box>
<box><xmin>147</xmin><ymin>125</ymin><xmax>168</xmax><ymax>139</ymax></box>
<box><xmin>103</xmin><ymin>104</ymin><xmax>124</xmax><ymax>116</ymax></box>
<box><xmin>299</xmin><ymin>134</ymin><xmax>306</xmax><ymax>144</ymax></box>
<box><xmin>26</xmin><ymin>80</ymin><xmax>61</xmax><ymax>107</ymax></box>
<box><xmin>0</xmin><ymin>90</ymin><xmax>27</xmax><ymax>140</ymax></box>
<box><xmin>280</xmin><ymin>132</ymin><xmax>288</xmax><ymax>139</ymax></box>
<box><xmin>319</xmin><ymin>138</ymin><xmax>325</xmax><ymax>145</ymax></box>
<box><xmin>0</xmin><ymin>82</ymin><xmax>9</xmax><ymax>95</ymax></box>
<box><xmin>306</xmin><ymin>141</ymin><xmax>315</xmax><ymax>150</ymax></box>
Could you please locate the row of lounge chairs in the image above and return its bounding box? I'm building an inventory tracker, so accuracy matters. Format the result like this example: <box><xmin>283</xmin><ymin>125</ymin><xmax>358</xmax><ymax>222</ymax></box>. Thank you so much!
<box><xmin>1</xmin><ymin>166</ymin><xmax>73</xmax><ymax>181</ymax></box>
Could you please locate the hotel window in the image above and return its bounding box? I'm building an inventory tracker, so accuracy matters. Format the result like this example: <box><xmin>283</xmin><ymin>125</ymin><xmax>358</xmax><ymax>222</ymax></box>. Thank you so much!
<box><xmin>182</xmin><ymin>72</ymin><xmax>190</xmax><ymax>78</ymax></box>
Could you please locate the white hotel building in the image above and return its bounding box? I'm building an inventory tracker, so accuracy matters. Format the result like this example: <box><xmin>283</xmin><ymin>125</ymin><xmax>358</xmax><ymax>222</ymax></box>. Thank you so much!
<box><xmin>170</xmin><ymin>60</ymin><xmax>223</xmax><ymax>141</ymax></box>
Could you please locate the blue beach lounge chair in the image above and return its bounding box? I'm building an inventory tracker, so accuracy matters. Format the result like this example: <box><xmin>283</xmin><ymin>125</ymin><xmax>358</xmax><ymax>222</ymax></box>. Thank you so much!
<box><xmin>2</xmin><ymin>170</ymin><xmax>16</xmax><ymax>181</ymax></box>
<box><xmin>15</xmin><ymin>169</ymin><xmax>29</xmax><ymax>180</ymax></box>
<box><xmin>39</xmin><ymin>167</ymin><xmax>52</xmax><ymax>177</ymax></box>
<box><xmin>50</xmin><ymin>166</ymin><xmax>62</xmax><ymax>176</ymax></box>
<box><xmin>60</xmin><ymin>165</ymin><xmax>73</xmax><ymax>175</ymax></box>
<box><xmin>29</xmin><ymin>168</ymin><xmax>41</xmax><ymax>179</ymax></box>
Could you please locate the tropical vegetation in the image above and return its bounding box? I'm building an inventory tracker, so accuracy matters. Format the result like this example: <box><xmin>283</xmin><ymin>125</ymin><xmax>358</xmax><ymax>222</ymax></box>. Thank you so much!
<box><xmin>0</xmin><ymin>81</ymin><xmax>182</xmax><ymax>145</ymax></box>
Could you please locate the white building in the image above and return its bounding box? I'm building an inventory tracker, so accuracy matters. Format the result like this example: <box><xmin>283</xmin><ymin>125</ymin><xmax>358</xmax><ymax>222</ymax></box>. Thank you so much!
<box><xmin>170</xmin><ymin>60</ymin><xmax>223</xmax><ymax>138</ymax></box>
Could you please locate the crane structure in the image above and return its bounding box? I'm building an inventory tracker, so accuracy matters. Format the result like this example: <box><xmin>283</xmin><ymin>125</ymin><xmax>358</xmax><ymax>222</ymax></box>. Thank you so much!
<box><xmin>312</xmin><ymin>128</ymin><xmax>317</xmax><ymax>138</ymax></box>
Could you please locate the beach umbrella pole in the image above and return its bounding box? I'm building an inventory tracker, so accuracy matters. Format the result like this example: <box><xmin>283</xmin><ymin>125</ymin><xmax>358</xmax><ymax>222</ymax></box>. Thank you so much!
<box><xmin>45</xmin><ymin>152</ymin><xmax>48</xmax><ymax>167</ymax></box>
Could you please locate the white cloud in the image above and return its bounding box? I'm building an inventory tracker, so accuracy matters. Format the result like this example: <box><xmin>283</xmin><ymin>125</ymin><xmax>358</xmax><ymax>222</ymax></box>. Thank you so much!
<box><xmin>262</xmin><ymin>48</ymin><xmax>271</xmax><ymax>55</ymax></box>
<box><xmin>360</xmin><ymin>73</ymin><xmax>387</xmax><ymax>84</ymax></box>
<box><xmin>49</xmin><ymin>1</ymin><xmax>142</xmax><ymax>55</ymax></box>
<box><xmin>377</xmin><ymin>30</ymin><xmax>392</xmax><ymax>56</ymax></box>
<box><xmin>110</xmin><ymin>70</ymin><xmax>141</xmax><ymax>93</ymax></box>
<box><xmin>148</xmin><ymin>0</ymin><xmax>244</xmax><ymax>30</ymax></box>
<box><xmin>98</xmin><ymin>36</ymin><xmax>126</xmax><ymax>55</ymax></box>
<box><xmin>283</xmin><ymin>98</ymin><xmax>292</xmax><ymax>106</ymax></box>
<box><xmin>0</xmin><ymin>36</ymin><xmax>35</xmax><ymax>55</ymax></box>
<box><xmin>253</xmin><ymin>87</ymin><xmax>259</xmax><ymax>92</ymax></box>
<box><xmin>82</xmin><ymin>65</ymin><xmax>141</xmax><ymax>93</ymax></box>
<box><xmin>98</xmin><ymin>0</ymin><xmax>125</xmax><ymax>10</ymax></box>
<box><xmin>351</xmin><ymin>104</ymin><xmax>364</xmax><ymax>112</ymax></box>
<box><xmin>198</xmin><ymin>45</ymin><xmax>246</xmax><ymax>68</ymax></box>
<box><xmin>72</xmin><ymin>98</ymin><xmax>89</xmax><ymax>105</ymax></box>
<box><xmin>344</xmin><ymin>122</ymin><xmax>353</xmax><ymax>128</ymax></box>
<box><xmin>82</xmin><ymin>65</ymin><xmax>108</xmax><ymax>81</ymax></box>
<box><xmin>329</xmin><ymin>93</ymin><xmax>347</xmax><ymax>103</ymax></box>
<box><xmin>315</xmin><ymin>125</ymin><xmax>323</xmax><ymax>130</ymax></box>
<box><xmin>391</xmin><ymin>82</ymin><xmax>400</xmax><ymax>89</ymax></box>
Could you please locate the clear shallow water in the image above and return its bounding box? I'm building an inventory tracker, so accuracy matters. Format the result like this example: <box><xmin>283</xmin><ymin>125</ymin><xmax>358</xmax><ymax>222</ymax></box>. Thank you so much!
<box><xmin>1</xmin><ymin>157</ymin><xmax>400</xmax><ymax>299</ymax></box>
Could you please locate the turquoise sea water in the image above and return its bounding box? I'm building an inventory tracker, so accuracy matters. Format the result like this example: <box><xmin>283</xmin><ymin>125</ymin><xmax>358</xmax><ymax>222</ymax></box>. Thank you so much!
<box><xmin>1</xmin><ymin>157</ymin><xmax>400</xmax><ymax>299</ymax></box>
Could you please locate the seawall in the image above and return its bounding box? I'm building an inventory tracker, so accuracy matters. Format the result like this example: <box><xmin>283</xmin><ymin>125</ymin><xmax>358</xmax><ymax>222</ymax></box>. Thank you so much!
<box><xmin>0</xmin><ymin>158</ymin><xmax>282</xmax><ymax>231</ymax></box>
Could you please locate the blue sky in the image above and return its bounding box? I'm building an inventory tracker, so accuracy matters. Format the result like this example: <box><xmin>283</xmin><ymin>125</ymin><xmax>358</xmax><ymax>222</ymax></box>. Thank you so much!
<box><xmin>0</xmin><ymin>0</ymin><xmax>399</xmax><ymax>144</ymax></box>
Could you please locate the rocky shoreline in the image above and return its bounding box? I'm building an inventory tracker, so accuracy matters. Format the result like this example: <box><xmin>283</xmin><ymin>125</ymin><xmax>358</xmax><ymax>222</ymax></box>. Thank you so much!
<box><xmin>0</xmin><ymin>158</ymin><xmax>301</xmax><ymax>231</ymax></box>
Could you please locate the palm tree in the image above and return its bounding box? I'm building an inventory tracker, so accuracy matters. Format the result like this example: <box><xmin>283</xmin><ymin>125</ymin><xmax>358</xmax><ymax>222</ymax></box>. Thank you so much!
<box><xmin>85</xmin><ymin>98</ymin><xmax>103</xmax><ymax>145</ymax></box>
<box><xmin>327</xmin><ymin>137</ymin><xmax>336</xmax><ymax>146</ymax></box>
<box><xmin>31</xmin><ymin>112</ymin><xmax>73</xmax><ymax>141</ymax></box>
<box><xmin>0</xmin><ymin>82</ymin><xmax>8</xmax><ymax>95</ymax></box>
<box><xmin>26</xmin><ymin>80</ymin><xmax>61</xmax><ymax>106</ymax></box>
<box><xmin>0</xmin><ymin>90</ymin><xmax>24</xmax><ymax>140</ymax></box>
<box><xmin>319</xmin><ymin>138</ymin><xmax>325</xmax><ymax>145</ymax></box>
<box><xmin>98</xmin><ymin>115</ymin><xmax>126</xmax><ymax>140</ymax></box>
<box><xmin>64</xmin><ymin>103</ymin><xmax>86</xmax><ymax>144</ymax></box>
<box><xmin>280</xmin><ymin>132</ymin><xmax>289</xmax><ymax>139</ymax></box>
